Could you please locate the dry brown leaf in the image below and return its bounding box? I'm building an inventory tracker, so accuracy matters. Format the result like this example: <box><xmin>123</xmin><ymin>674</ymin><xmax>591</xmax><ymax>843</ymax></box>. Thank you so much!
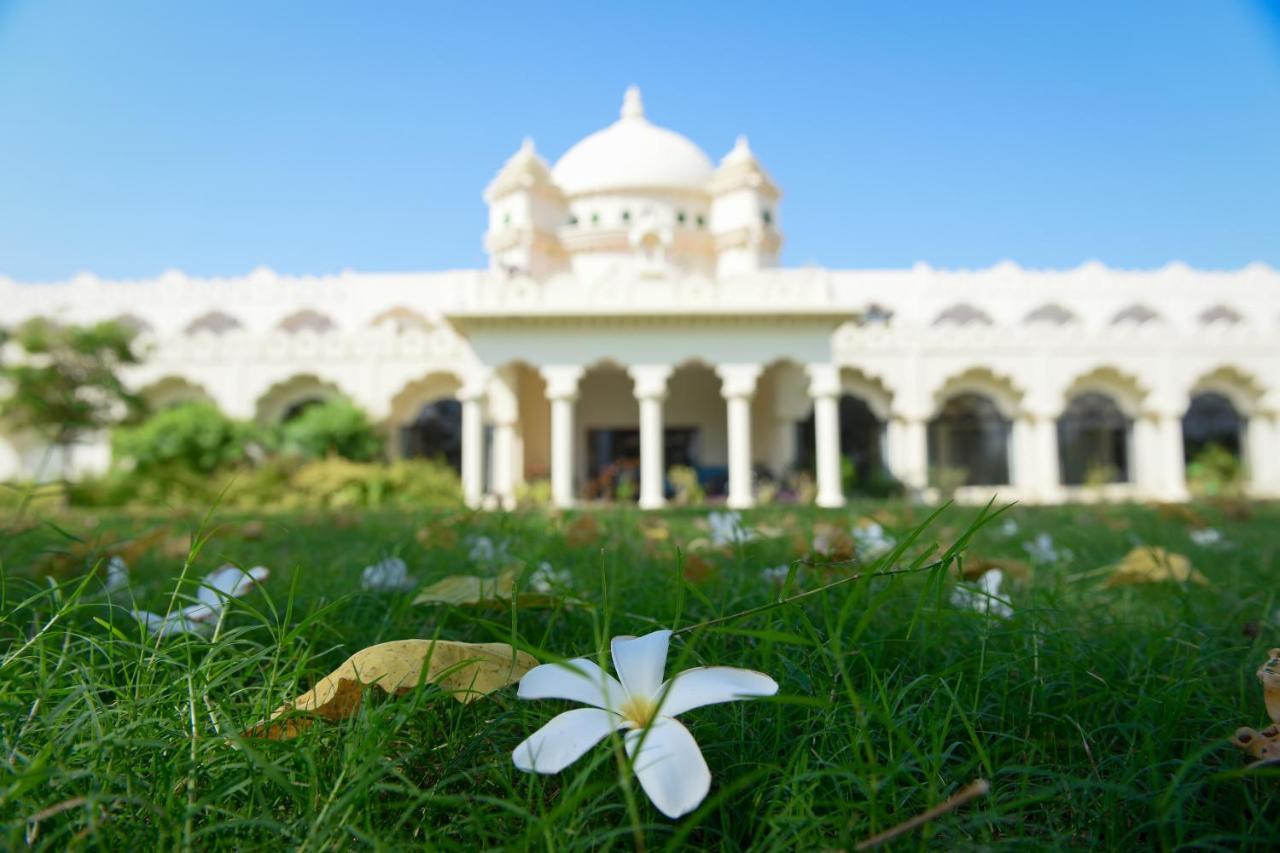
<box><xmin>681</xmin><ymin>552</ymin><xmax>718</xmax><ymax>584</ymax></box>
<box><xmin>564</xmin><ymin>514</ymin><xmax>602</xmax><ymax>548</ymax></box>
<box><xmin>35</xmin><ymin>526</ymin><xmax>172</xmax><ymax>578</ymax></box>
<box><xmin>416</xmin><ymin>518</ymin><xmax>461</xmax><ymax>550</ymax></box>
<box><xmin>955</xmin><ymin>555</ymin><xmax>1033</xmax><ymax>582</ymax></box>
<box><xmin>237</xmin><ymin>520</ymin><xmax>267</xmax><ymax>540</ymax></box>
<box><xmin>1102</xmin><ymin>546</ymin><xmax>1208</xmax><ymax>587</ymax></box>
<box><xmin>1152</xmin><ymin>503</ymin><xmax>1207</xmax><ymax>527</ymax></box>
<box><xmin>412</xmin><ymin>568</ymin><xmax>561</xmax><ymax>608</ymax></box>
<box><xmin>811</xmin><ymin>523</ymin><xmax>855</xmax><ymax>562</ymax></box>
<box><xmin>641</xmin><ymin>518</ymin><xmax>670</xmax><ymax>541</ymax></box>
<box><xmin>246</xmin><ymin>639</ymin><xmax>537</xmax><ymax>739</ymax></box>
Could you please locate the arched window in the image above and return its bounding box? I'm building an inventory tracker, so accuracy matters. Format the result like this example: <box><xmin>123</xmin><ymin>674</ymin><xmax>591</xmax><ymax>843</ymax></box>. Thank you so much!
<box><xmin>401</xmin><ymin>398</ymin><xmax>462</xmax><ymax>472</ymax></box>
<box><xmin>1024</xmin><ymin>304</ymin><xmax>1076</xmax><ymax>326</ymax></box>
<box><xmin>1199</xmin><ymin>305</ymin><xmax>1243</xmax><ymax>326</ymax></box>
<box><xmin>1111</xmin><ymin>304</ymin><xmax>1161</xmax><ymax>326</ymax></box>
<box><xmin>184</xmin><ymin>311</ymin><xmax>242</xmax><ymax>336</ymax></box>
<box><xmin>278</xmin><ymin>310</ymin><xmax>336</xmax><ymax>334</ymax></box>
<box><xmin>933</xmin><ymin>304</ymin><xmax>994</xmax><ymax>327</ymax></box>
<box><xmin>794</xmin><ymin>395</ymin><xmax>886</xmax><ymax>493</ymax></box>
<box><xmin>1182</xmin><ymin>392</ymin><xmax>1243</xmax><ymax>462</ymax></box>
<box><xmin>927</xmin><ymin>393</ymin><xmax>1011</xmax><ymax>486</ymax></box>
<box><xmin>1057</xmin><ymin>393</ymin><xmax>1131</xmax><ymax>485</ymax></box>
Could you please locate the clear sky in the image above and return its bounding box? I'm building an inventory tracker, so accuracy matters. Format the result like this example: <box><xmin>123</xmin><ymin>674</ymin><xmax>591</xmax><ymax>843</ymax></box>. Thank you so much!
<box><xmin>1</xmin><ymin>1</ymin><xmax>1278</xmax><ymax>281</ymax></box>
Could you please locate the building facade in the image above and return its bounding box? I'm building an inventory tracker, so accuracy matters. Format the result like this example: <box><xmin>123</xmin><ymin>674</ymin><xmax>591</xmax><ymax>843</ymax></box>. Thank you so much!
<box><xmin>3</xmin><ymin>88</ymin><xmax>1278</xmax><ymax>507</ymax></box>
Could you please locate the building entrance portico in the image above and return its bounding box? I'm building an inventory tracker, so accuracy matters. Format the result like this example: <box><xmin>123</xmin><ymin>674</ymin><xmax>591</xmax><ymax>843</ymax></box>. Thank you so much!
<box><xmin>446</xmin><ymin>303</ymin><xmax>856</xmax><ymax>509</ymax></box>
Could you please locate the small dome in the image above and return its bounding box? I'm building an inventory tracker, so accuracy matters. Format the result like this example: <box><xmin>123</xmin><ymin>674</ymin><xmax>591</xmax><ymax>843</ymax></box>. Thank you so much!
<box><xmin>551</xmin><ymin>87</ymin><xmax>714</xmax><ymax>196</ymax></box>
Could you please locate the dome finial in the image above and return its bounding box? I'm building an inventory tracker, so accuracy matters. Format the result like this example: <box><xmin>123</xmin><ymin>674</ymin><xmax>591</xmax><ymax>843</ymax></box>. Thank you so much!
<box><xmin>621</xmin><ymin>85</ymin><xmax>644</xmax><ymax>120</ymax></box>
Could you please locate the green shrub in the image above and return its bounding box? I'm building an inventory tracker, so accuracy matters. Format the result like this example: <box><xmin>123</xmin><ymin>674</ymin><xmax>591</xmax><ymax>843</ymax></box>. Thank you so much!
<box><xmin>112</xmin><ymin>402</ymin><xmax>260</xmax><ymax>476</ymax></box>
<box><xmin>1186</xmin><ymin>443</ymin><xmax>1245</xmax><ymax>497</ymax></box>
<box><xmin>277</xmin><ymin>399</ymin><xmax>384</xmax><ymax>462</ymax></box>
<box><xmin>667</xmin><ymin>465</ymin><xmax>704</xmax><ymax>506</ymax></box>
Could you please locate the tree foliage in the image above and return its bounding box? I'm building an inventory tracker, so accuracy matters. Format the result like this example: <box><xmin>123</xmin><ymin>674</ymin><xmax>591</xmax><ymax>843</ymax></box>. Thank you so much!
<box><xmin>112</xmin><ymin>401</ymin><xmax>262</xmax><ymax>475</ymax></box>
<box><xmin>278</xmin><ymin>398</ymin><xmax>385</xmax><ymax>462</ymax></box>
<box><xmin>0</xmin><ymin>318</ymin><xmax>143</xmax><ymax>446</ymax></box>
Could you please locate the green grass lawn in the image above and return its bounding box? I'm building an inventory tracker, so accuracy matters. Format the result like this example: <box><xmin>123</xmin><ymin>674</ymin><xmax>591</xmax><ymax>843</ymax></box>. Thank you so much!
<box><xmin>2</xmin><ymin>500</ymin><xmax>1280</xmax><ymax>849</ymax></box>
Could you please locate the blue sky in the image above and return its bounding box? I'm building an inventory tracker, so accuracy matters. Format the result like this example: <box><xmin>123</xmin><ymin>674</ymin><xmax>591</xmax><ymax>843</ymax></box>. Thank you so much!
<box><xmin>1</xmin><ymin>1</ymin><xmax>1278</xmax><ymax>281</ymax></box>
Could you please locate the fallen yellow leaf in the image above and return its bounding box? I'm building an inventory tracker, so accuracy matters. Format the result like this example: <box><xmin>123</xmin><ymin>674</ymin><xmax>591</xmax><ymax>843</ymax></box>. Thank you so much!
<box><xmin>1102</xmin><ymin>546</ymin><xmax>1208</xmax><ymax>587</ymax></box>
<box><xmin>246</xmin><ymin>639</ymin><xmax>537</xmax><ymax>739</ymax></box>
<box><xmin>413</xmin><ymin>568</ymin><xmax>564</xmax><ymax>608</ymax></box>
<box><xmin>955</xmin><ymin>555</ymin><xmax>1033</xmax><ymax>582</ymax></box>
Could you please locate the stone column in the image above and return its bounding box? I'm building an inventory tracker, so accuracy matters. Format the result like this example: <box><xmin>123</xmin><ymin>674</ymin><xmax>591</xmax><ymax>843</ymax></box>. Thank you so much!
<box><xmin>490</xmin><ymin>419</ymin><xmax>517</xmax><ymax>509</ymax></box>
<box><xmin>716</xmin><ymin>364</ymin><xmax>762</xmax><ymax>509</ymax></box>
<box><xmin>487</xmin><ymin>366</ymin><xmax>521</xmax><ymax>509</ymax></box>
<box><xmin>806</xmin><ymin>364</ymin><xmax>845</xmax><ymax>508</ymax></box>
<box><xmin>628</xmin><ymin>365</ymin><xmax>673</xmax><ymax>510</ymax></box>
<box><xmin>541</xmin><ymin>366</ymin><xmax>583</xmax><ymax>509</ymax></box>
<box><xmin>1013</xmin><ymin>412</ymin><xmax>1059</xmax><ymax>502</ymax></box>
<box><xmin>458</xmin><ymin>376</ymin><xmax>489</xmax><ymax>509</ymax></box>
<box><xmin>887</xmin><ymin>413</ymin><xmax>928</xmax><ymax>492</ymax></box>
<box><xmin>1143</xmin><ymin>409</ymin><xmax>1188</xmax><ymax>501</ymax></box>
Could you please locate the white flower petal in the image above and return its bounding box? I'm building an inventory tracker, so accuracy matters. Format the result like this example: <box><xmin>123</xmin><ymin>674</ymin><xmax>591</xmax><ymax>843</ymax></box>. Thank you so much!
<box><xmin>361</xmin><ymin>557</ymin><xmax>414</xmax><ymax>591</ymax></box>
<box><xmin>658</xmin><ymin>666</ymin><xmax>778</xmax><ymax>717</ymax></box>
<box><xmin>625</xmin><ymin>716</ymin><xmax>711</xmax><ymax>818</ymax></box>
<box><xmin>104</xmin><ymin>556</ymin><xmax>130</xmax><ymax>592</ymax></box>
<box><xmin>611</xmin><ymin>629</ymin><xmax>671</xmax><ymax>700</ymax></box>
<box><xmin>518</xmin><ymin>657</ymin><xmax>625</xmax><ymax>710</ymax></box>
<box><xmin>512</xmin><ymin>707</ymin><xmax>621</xmax><ymax>774</ymax></box>
<box><xmin>197</xmin><ymin>564</ymin><xmax>270</xmax><ymax>609</ymax></box>
<box><xmin>133</xmin><ymin>609</ymin><xmax>210</xmax><ymax>638</ymax></box>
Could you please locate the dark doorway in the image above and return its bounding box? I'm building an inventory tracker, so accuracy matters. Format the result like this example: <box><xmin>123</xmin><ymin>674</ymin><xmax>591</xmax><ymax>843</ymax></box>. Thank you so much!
<box><xmin>400</xmin><ymin>398</ymin><xmax>462</xmax><ymax>472</ymax></box>
<box><xmin>1057</xmin><ymin>393</ymin><xmax>1131</xmax><ymax>484</ymax></box>
<box><xmin>794</xmin><ymin>395</ymin><xmax>885</xmax><ymax>492</ymax></box>
<box><xmin>585</xmin><ymin>427</ymin><xmax>699</xmax><ymax>500</ymax></box>
<box><xmin>1182</xmin><ymin>392</ymin><xmax>1243</xmax><ymax>462</ymax></box>
<box><xmin>927</xmin><ymin>393</ymin><xmax>1011</xmax><ymax>486</ymax></box>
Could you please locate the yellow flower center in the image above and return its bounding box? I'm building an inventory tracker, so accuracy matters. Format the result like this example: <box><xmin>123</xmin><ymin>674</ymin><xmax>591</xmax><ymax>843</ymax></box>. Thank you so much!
<box><xmin>619</xmin><ymin>694</ymin><xmax>657</xmax><ymax>728</ymax></box>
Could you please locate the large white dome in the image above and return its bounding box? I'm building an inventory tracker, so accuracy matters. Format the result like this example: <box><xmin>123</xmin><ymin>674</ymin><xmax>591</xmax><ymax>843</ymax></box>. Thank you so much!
<box><xmin>551</xmin><ymin>87</ymin><xmax>714</xmax><ymax>196</ymax></box>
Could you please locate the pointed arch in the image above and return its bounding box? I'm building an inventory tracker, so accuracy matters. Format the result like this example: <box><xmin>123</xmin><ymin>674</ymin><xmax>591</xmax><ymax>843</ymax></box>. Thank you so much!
<box><xmin>1024</xmin><ymin>303</ymin><xmax>1078</xmax><ymax>326</ymax></box>
<box><xmin>254</xmin><ymin>374</ymin><xmax>345</xmax><ymax>423</ymax></box>
<box><xmin>184</xmin><ymin>311</ymin><xmax>243</xmax><ymax>336</ymax></box>
<box><xmin>932</xmin><ymin>303</ymin><xmax>993</xmax><ymax>328</ymax></box>
<box><xmin>278</xmin><ymin>309</ymin><xmax>337</xmax><ymax>335</ymax></box>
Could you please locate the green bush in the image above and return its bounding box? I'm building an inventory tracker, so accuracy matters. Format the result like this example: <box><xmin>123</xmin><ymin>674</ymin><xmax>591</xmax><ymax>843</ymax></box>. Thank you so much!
<box><xmin>277</xmin><ymin>399</ymin><xmax>384</xmax><ymax>462</ymax></box>
<box><xmin>1186</xmin><ymin>443</ymin><xmax>1245</xmax><ymax>497</ymax></box>
<box><xmin>112</xmin><ymin>402</ymin><xmax>260</xmax><ymax>476</ymax></box>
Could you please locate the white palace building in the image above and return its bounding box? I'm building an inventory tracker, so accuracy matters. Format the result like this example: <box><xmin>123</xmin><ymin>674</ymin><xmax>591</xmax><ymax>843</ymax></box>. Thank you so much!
<box><xmin>3</xmin><ymin>88</ymin><xmax>1279</xmax><ymax>508</ymax></box>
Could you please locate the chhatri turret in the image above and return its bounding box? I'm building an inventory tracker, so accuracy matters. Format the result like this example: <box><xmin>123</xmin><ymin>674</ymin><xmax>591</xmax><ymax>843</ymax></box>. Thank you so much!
<box><xmin>709</xmin><ymin>135</ymin><xmax>782</xmax><ymax>277</ymax></box>
<box><xmin>483</xmin><ymin>137</ymin><xmax>567</xmax><ymax>279</ymax></box>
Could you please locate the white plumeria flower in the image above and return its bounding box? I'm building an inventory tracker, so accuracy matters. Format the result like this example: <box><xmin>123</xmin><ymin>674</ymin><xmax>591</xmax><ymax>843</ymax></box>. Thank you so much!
<box><xmin>104</xmin><ymin>555</ymin><xmax>130</xmax><ymax>593</ymax></box>
<box><xmin>361</xmin><ymin>556</ymin><xmax>415</xmax><ymax>591</ymax></box>
<box><xmin>528</xmin><ymin>561</ymin><xmax>571</xmax><ymax>594</ymax></box>
<box><xmin>512</xmin><ymin>629</ymin><xmax>778</xmax><ymax>818</ymax></box>
<box><xmin>465</xmin><ymin>534</ymin><xmax>512</xmax><ymax>564</ymax></box>
<box><xmin>1022</xmin><ymin>532</ymin><xmax>1070</xmax><ymax>565</ymax></box>
<box><xmin>131</xmin><ymin>564</ymin><xmax>269</xmax><ymax>638</ymax></box>
<box><xmin>1190</xmin><ymin>527</ymin><xmax>1224</xmax><ymax>547</ymax></box>
<box><xmin>852</xmin><ymin>521</ymin><xmax>895</xmax><ymax>558</ymax></box>
<box><xmin>950</xmin><ymin>569</ymin><xmax>1014</xmax><ymax>619</ymax></box>
<box><xmin>760</xmin><ymin>564</ymin><xmax>791</xmax><ymax>586</ymax></box>
<box><xmin>707</xmin><ymin>511</ymin><xmax>755</xmax><ymax>547</ymax></box>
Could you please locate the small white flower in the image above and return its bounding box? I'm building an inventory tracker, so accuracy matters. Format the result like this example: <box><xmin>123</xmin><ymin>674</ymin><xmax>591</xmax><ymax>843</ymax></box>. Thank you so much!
<box><xmin>950</xmin><ymin>569</ymin><xmax>1014</xmax><ymax>619</ymax></box>
<box><xmin>512</xmin><ymin>629</ymin><xmax>778</xmax><ymax>818</ymax></box>
<box><xmin>529</xmin><ymin>561</ymin><xmax>571</xmax><ymax>594</ymax></box>
<box><xmin>1190</xmin><ymin>528</ymin><xmax>1223</xmax><ymax>547</ymax></box>
<box><xmin>1023</xmin><ymin>533</ymin><xmax>1070</xmax><ymax>565</ymax></box>
<box><xmin>104</xmin><ymin>556</ymin><xmax>129</xmax><ymax>593</ymax></box>
<box><xmin>760</xmin><ymin>565</ymin><xmax>791</xmax><ymax>586</ymax></box>
<box><xmin>707</xmin><ymin>511</ymin><xmax>755</xmax><ymax>547</ymax></box>
<box><xmin>361</xmin><ymin>557</ymin><xmax>415</xmax><ymax>591</ymax></box>
<box><xmin>998</xmin><ymin>518</ymin><xmax>1019</xmax><ymax>537</ymax></box>
<box><xmin>131</xmin><ymin>564</ymin><xmax>269</xmax><ymax>638</ymax></box>
<box><xmin>852</xmin><ymin>521</ymin><xmax>895</xmax><ymax>558</ymax></box>
<box><xmin>465</xmin><ymin>534</ymin><xmax>511</xmax><ymax>564</ymax></box>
